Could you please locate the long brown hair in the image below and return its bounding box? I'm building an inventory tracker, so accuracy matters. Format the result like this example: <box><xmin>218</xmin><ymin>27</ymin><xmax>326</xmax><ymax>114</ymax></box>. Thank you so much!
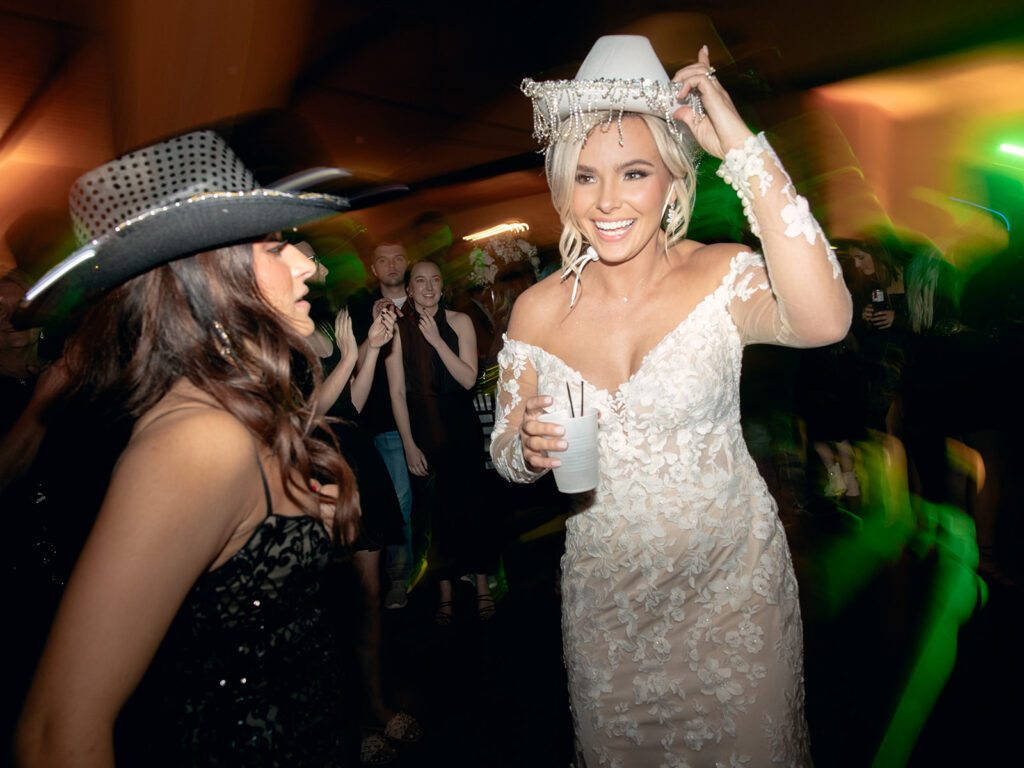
<box><xmin>66</xmin><ymin>242</ymin><xmax>359</xmax><ymax>540</ymax></box>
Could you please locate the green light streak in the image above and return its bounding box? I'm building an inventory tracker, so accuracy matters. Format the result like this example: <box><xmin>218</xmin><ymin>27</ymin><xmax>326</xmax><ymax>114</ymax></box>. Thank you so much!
<box><xmin>810</xmin><ymin>437</ymin><xmax>917</xmax><ymax>619</ymax></box>
<box><xmin>998</xmin><ymin>143</ymin><xmax>1024</xmax><ymax>157</ymax></box>
<box><xmin>870</xmin><ymin>502</ymin><xmax>985</xmax><ymax>768</ymax></box>
<box><xmin>808</xmin><ymin>435</ymin><xmax>985</xmax><ymax>766</ymax></box>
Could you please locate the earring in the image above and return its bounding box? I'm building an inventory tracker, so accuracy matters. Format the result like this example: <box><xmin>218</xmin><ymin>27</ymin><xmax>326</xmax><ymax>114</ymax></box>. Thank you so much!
<box><xmin>212</xmin><ymin>321</ymin><xmax>237</xmax><ymax>362</ymax></box>
<box><xmin>661</xmin><ymin>199</ymin><xmax>677</xmax><ymax>232</ymax></box>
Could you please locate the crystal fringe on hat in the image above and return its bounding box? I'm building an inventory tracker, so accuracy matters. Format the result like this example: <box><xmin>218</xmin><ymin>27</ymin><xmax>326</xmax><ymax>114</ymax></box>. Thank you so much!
<box><xmin>521</xmin><ymin>35</ymin><xmax>699</xmax><ymax>147</ymax></box>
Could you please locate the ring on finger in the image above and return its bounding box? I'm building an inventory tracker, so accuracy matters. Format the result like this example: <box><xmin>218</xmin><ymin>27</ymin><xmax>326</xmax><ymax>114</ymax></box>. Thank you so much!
<box><xmin>705</xmin><ymin>66</ymin><xmax>717</xmax><ymax>80</ymax></box>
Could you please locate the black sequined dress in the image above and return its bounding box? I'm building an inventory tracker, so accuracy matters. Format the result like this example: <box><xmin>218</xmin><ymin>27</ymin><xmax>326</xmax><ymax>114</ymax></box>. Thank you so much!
<box><xmin>125</xmin><ymin>481</ymin><xmax>350</xmax><ymax>766</ymax></box>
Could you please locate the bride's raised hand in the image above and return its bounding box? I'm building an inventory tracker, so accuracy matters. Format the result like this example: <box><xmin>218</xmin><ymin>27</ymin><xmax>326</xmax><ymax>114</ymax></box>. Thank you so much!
<box><xmin>671</xmin><ymin>45</ymin><xmax>755</xmax><ymax>159</ymax></box>
<box><xmin>520</xmin><ymin>394</ymin><xmax>566</xmax><ymax>471</ymax></box>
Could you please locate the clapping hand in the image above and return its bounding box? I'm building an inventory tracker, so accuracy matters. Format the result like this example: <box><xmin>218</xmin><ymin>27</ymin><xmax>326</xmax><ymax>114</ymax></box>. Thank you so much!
<box><xmin>417</xmin><ymin>310</ymin><xmax>443</xmax><ymax>348</ymax></box>
<box><xmin>368</xmin><ymin>303</ymin><xmax>396</xmax><ymax>349</ymax></box>
<box><xmin>372</xmin><ymin>297</ymin><xmax>402</xmax><ymax>321</ymax></box>
<box><xmin>671</xmin><ymin>45</ymin><xmax>754</xmax><ymax>159</ymax></box>
<box><xmin>334</xmin><ymin>309</ymin><xmax>356</xmax><ymax>361</ymax></box>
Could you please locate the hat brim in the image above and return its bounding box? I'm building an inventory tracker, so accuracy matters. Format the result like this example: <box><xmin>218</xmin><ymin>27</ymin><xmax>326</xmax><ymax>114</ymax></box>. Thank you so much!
<box><xmin>521</xmin><ymin>77</ymin><xmax>691</xmax><ymax>148</ymax></box>
<box><xmin>526</xmin><ymin>78</ymin><xmax>681</xmax><ymax>122</ymax></box>
<box><xmin>13</xmin><ymin>191</ymin><xmax>347</xmax><ymax>328</ymax></box>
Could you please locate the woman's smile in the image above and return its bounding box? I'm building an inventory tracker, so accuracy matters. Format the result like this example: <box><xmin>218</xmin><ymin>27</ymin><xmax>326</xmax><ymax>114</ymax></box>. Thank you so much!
<box><xmin>592</xmin><ymin>218</ymin><xmax>637</xmax><ymax>240</ymax></box>
<box><xmin>408</xmin><ymin>261</ymin><xmax>443</xmax><ymax>311</ymax></box>
<box><xmin>572</xmin><ymin>117</ymin><xmax>673</xmax><ymax>264</ymax></box>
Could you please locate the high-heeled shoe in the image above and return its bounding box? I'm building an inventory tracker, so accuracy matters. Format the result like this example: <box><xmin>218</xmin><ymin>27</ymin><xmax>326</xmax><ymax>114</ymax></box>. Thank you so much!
<box><xmin>476</xmin><ymin>593</ymin><xmax>496</xmax><ymax>621</ymax></box>
<box><xmin>435</xmin><ymin>600</ymin><xmax>454</xmax><ymax>626</ymax></box>
<box><xmin>359</xmin><ymin>732</ymin><xmax>397</xmax><ymax>766</ymax></box>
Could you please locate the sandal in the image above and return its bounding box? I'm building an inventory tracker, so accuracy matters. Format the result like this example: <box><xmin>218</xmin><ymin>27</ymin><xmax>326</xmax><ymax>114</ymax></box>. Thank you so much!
<box><xmin>476</xmin><ymin>593</ymin><xmax>496</xmax><ymax>622</ymax></box>
<box><xmin>360</xmin><ymin>732</ymin><xmax>397</xmax><ymax>766</ymax></box>
<box><xmin>435</xmin><ymin>600</ymin><xmax>454</xmax><ymax>626</ymax></box>
<box><xmin>383</xmin><ymin>711</ymin><xmax>423</xmax><ymax>743</ymax></box>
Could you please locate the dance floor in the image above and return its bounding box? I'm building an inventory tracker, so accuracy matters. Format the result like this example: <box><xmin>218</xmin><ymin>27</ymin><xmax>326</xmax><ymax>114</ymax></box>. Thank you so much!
<box><xmin>5</xmin><ymin>460</ymin><xmax>1020</xmax><ymax>767</ymax></box>
<box><xmin>371</xmin><ymin>470</ymin><xmax>1022</xmax><ymax>768</ymax></box>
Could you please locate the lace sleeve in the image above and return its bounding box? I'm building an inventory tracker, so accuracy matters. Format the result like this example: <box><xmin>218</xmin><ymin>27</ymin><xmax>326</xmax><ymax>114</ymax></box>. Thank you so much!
<box><xmin>489</xmin><ymin>336</ymin><xmax>548</xmax><ymax>484</ymax></box>
<box><xmin>724</xmin><ymin>251</ymin><xmax>814</xmax><ymax>347</ymax></box>
<box><xmin>718</xmin><ymin>133</ymin><xmax>852</xmax><ymax>347</ymax></box>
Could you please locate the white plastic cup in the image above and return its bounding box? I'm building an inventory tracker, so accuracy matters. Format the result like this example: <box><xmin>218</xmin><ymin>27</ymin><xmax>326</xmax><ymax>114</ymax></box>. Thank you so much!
<box><xmin>537</xmin><ymin>409</ymin><xmax>599</xmax><ymax>493</ymax></box>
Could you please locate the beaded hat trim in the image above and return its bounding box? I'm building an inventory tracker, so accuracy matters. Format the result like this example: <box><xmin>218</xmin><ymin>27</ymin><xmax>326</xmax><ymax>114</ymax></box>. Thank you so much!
<box><xmin>520</xmin><ymin>35</ymin><xmax>699</xmax><ymax>148</ymax></box>
<box><xmin>521</xmin><ymin>77</ymin><xmax>695</xmax><ymax>147</ymax></box>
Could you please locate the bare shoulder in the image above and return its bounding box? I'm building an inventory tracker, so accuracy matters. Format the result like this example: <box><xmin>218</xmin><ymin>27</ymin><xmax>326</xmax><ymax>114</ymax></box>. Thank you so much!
<box><xmin>444</xmin><ymin>308</ymin><xmax>473</xmax><ymax>332</ymax></box>
<box><xmin>96</xmin><ymin>398</ymin><xmax>265</xmax><ymax>568</ymax></box>
<box><xmin>665</xmin><ymin>239</ymin><xmax>749</xmax><ymax>287</ymax></box>
<box><xmin>506</xmin><ymin>272</ymin><xmax>565</xmax><ymax>343</ymax></box>
<box><xmin>131</xmin><ymin>402</ymin><xmax>252</xmax><ymax>457</ymax></box>
<box><xmin>682</xmin><ymin>239</ymin><xmax>748</xmax><ymax>270</ymax></box>
<box><xmin>118</xmin><ymin>402</ymin><xmax>259</xmax><ymax>497</ymax></box>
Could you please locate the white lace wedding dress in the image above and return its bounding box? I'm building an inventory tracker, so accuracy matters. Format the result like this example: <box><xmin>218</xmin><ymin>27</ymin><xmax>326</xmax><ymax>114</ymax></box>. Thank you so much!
<box><xmin>491</xmin><ymin>135</ymin><xmax>843</xmax><ymax>767</ymax></box>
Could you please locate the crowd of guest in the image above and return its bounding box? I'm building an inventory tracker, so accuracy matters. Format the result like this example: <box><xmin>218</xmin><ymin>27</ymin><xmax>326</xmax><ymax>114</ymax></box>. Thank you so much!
<box><xmin>2</xmin><ymin>149</ymin><xmax>1020</xmax><ymax>766</ymax></box>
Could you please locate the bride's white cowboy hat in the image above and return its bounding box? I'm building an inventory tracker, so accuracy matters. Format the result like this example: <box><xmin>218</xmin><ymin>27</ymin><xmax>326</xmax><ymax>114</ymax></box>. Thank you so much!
<box><xmin>14</xmin><ymin>130</ymin><xmax>348</xmax><ymax>328</ymax></box>
<box><xmin>521</xmin><ymin>34</ymin><xmax>701</xmax><ymax>148</ymax></box>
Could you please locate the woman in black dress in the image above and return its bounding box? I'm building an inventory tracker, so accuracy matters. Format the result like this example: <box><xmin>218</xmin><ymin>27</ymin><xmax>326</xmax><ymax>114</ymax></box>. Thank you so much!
<box><xmin>385</xmin><ymin>260</ymin><xmax>495</xmax><ymax>624</ymax></box>
<box><xmin>15</xmin><ymin>131</ymin><xmax>359</xmax><ymax>767</ymax></box>
<box><xmin>313</xmin><ymin>303</ymin><xmax>422</xmax><ymax>761</ymax></box>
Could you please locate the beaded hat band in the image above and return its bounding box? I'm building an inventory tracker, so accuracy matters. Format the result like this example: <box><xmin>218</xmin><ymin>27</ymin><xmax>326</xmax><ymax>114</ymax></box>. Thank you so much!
<box><xmin>521</xmin><ymin>35</ymin><xmax>699</xmax><ymax>147</ymax></box>
<box><xmin>14</xmin><ymin>130</ymin><xmax>348</xmax><ymax>327</ymax></box>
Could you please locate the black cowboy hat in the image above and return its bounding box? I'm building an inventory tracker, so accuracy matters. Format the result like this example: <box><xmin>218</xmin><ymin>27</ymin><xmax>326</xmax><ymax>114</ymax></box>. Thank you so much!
<box><xmin>13</xmin><ymin>130</ymin><xmax>349</xmax><ymax>328</ymax></box>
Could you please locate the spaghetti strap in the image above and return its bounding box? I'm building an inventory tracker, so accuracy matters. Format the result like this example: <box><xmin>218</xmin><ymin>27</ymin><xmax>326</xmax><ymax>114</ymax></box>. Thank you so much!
<box><xmin>254</xmin><ymin>454</ymin><xmax>273</xmax><ymax>516</ymax></box>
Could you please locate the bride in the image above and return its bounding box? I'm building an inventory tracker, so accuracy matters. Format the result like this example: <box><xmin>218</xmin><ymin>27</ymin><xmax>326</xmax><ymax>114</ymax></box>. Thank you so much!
<box><xmin>491</xmin><ymin>36</ymin><xmax>851</xmax><ymax>766</ymax></box>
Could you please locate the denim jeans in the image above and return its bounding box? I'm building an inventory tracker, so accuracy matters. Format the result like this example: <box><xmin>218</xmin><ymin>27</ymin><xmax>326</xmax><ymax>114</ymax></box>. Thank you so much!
<box><xmin>374</xmin><ymin>430</ymin><xmax>413</xmax><ymax>584</ymax></box>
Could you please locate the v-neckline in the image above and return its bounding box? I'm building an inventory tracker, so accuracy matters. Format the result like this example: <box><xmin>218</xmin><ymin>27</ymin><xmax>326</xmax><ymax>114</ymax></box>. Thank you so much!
<box><xmin>511</xmin><ymin>278</ymin><xmax>728</xmax><ymax>398</ymax></box>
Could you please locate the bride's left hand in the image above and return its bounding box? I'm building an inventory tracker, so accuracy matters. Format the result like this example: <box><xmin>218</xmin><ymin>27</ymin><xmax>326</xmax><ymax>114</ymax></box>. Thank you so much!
<box><xmin>671</xmin><ymin>45</ymin><xmax>755</xmax><ymax>159</ymax></box>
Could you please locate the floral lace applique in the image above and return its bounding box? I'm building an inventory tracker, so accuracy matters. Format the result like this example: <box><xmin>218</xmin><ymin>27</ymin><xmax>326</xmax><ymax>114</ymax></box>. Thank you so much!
<box><xmin>490</xmin><ymin>253</ymin><xmax>811</xmax><ymax>766</ymax></box>
<box><xmin>729</xmin><ymin>251</ymin><xmax>771</xmax><ymax>303</ymax></box>
<box><xmin>491</xmin><ymin>339</ymin><xmax>547</xmax><ymax>483</ymax></box>
<box><xmin>718</xmin><ymin>132</ymin><xmax>841</xmax><ymax>280</ymax></box>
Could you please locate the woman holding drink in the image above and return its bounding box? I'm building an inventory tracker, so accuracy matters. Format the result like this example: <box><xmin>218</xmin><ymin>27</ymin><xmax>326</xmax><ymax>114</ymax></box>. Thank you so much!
<box><xmin>490</xmin><ymin>36</ymin><xmax>851</xmax><ymax>765</ymax></box>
